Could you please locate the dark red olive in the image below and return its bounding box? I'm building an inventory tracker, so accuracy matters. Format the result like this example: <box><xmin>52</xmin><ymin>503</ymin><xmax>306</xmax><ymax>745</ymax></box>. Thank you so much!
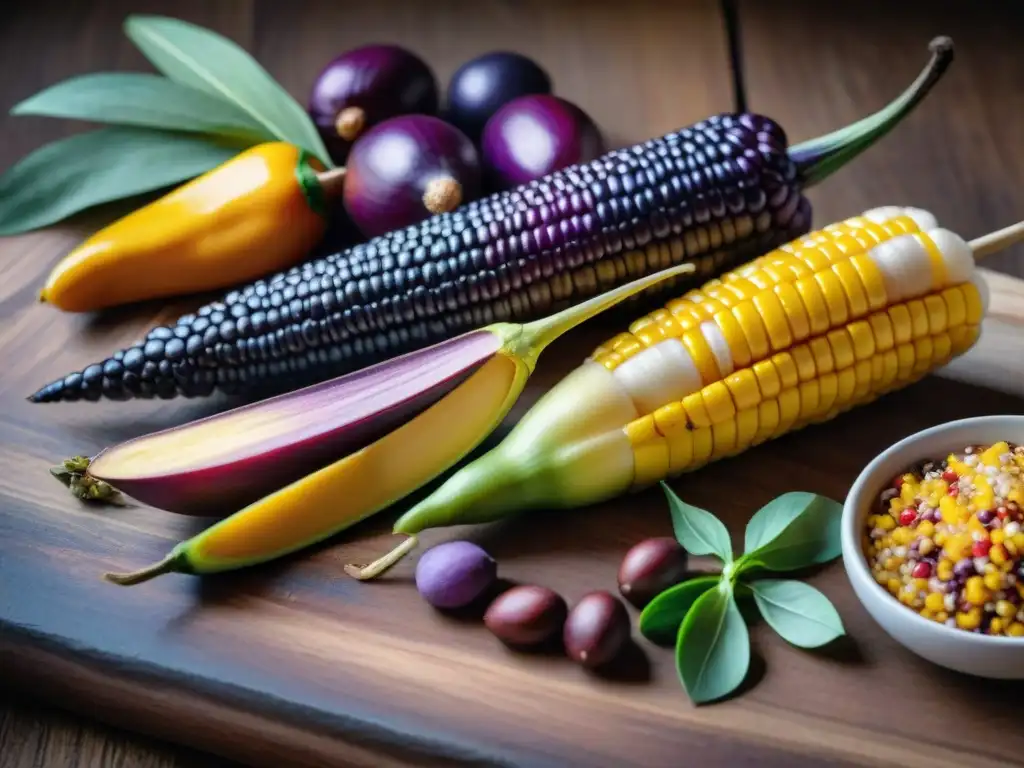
<box><xmin>617</xmin><ymin>537</ymin><xmax>689</xmax><ymax>607</ymax></box>
<box><xmin>563</xmin><ymin>591</ymin><xmax>631</xmax><ymax>669</ymax></box>
<box><xmin>484</xmin><ymin>585</ymin><xmax>568</xmax><ymax>648</ymax></box>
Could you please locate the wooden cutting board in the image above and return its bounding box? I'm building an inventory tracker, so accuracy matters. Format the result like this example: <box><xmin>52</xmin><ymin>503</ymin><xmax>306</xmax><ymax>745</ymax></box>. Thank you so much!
<box><xmin>5</xmin><ymin>256</ymin><xmax>1024</xmax><ymax>768</ymax></box>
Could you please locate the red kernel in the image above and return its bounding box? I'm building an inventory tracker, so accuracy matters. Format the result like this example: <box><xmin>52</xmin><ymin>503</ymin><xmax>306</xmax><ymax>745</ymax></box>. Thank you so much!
<box><xmin>973</xmin><ymin>539</ymin><xmax>993</xmax><ymax>558</ymax></box>
<box><xmin>912</xmin><ymin>562</ymin><xmax>932</xmax><ymax>578</ymax></box>
<box><xmin>997</xmin><ymin>506</ymin><xmax>1010</xmax><ymax>521</ymax></box>
<box><xmin>948</xmin><ymin>485</ymin><xmax>960</xmax><ymax>497</ymax></box>
<box><xmin>942</xmin><ymin>469</ymin><xmax>958</xmax><ymax>483</ymax></box>
<box><xmin>899</xmin><ymin>508</ymin><xmax>918</xmax><ymax>526</ymax></box>
<box><xmin>892</xmin><ymin>475</ymin><xmax>905</xmax><ymax>490</ymax></box>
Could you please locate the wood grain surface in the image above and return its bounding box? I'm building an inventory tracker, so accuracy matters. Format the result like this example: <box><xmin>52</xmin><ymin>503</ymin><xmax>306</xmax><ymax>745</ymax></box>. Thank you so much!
<box><xmin>3</xmin><ymin>1</ymin><xmax>1024</xmax><ymax>767</ymax></box>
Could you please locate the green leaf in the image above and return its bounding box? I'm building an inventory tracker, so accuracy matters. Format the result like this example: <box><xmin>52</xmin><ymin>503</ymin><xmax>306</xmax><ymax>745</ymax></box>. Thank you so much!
<box><xmin>676</xmin><ymin>582</ymin><xmax>749</xmax><ymax>705</ymax></box>
<box><xmin>11</xmin><ymin>73</ymin><xmax>271</xmax><ymax>142</ymax></box>
<box><xmin>738</xmin><ymin>492</ymin><xmax>842</xmax><ymax>573</ymax></box>
<box><xmin>0</xmin><ymin>127</ymin><xmax>243</xmax><ymax>236</ymax></box>
<box><xmin>639</xmin><ymin>575</ymin><xmax>720</xmax><ymax>646</ymax></box>
<box><xmin>661</xmin><ymin>482</ymin><xmax>733</xmax><ymax>562</ymax></box>
<box><xmin>124</xmin><ymin>15</ymin><xmax>333</xmax><ymax>166</ymax></box>
<box><xmin>749</xmin><ymin>579</ymin><xmax>845</xmax><ymax>649</ymax></box>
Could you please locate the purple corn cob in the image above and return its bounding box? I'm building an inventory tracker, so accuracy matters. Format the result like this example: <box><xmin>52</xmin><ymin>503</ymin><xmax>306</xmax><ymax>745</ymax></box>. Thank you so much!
<box><xmin>29</xmin><ymin>38</ymin><xmax>952</xmax><ymax>404</ymax></box>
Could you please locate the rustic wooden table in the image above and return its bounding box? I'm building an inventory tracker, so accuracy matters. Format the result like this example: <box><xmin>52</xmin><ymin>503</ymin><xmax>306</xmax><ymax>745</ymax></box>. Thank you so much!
<box><xmin>2</xmin><ymin>1</ymin><xmax>1024</xmax><ymax>766</ymax></box>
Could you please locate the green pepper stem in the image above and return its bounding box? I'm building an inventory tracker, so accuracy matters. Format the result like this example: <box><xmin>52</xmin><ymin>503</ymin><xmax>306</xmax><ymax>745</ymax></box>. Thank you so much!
<box><xmin>512</xmin><ymin>262</ymin><xmax>695</xmax><ymax>368</ymax></box>
<box><xmin>790</xmin><ymin>36</ymin><xmax>954</xmax><ymax>187</ymax></box>
<box><xmin>970</xmin><ymin>220</ymin><xmax>1024</xmax><ymax>261</ymax></box>
<box><xmin>104</xmin><ymin>550</ymin><xmax>188</xmax><ymax>586</ymax></box>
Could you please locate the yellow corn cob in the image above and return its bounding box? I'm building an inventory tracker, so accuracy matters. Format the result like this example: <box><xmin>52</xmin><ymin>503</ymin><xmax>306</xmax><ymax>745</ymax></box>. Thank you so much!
<box><xmin>349</xmin><ymin>208</ymin><xmax>1024</xmax><ymax>581</ymax></box>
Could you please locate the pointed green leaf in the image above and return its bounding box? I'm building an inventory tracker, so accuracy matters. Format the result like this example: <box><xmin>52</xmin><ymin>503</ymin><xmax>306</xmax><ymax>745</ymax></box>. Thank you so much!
<box><xmin>0</xmin><ymin>128</ymin><xmax>243</xmax><ymax>235</ymax></box>
<box><xmin>738</xmin><ymin>492</ymin><xmax>842</xmax><ymax>573</ymax></box>
<box><xmin>661</xmin><ymin>482</ymin><xmax>733</xmax><ymax>562</ymax></box>
<box><xmin>676</xmin><ymin>582</ymin><xmax>749</xmax><ymax>705</ymax></box>
<box><xmin>124</xmin><ymin>15</ymin><xmax>333</xmax><ymax>165</ymax></box>
<box><xmin>749</xmin><ymin>579</ymin><xmax>845</xmax><ymax>649</ymax></box>
<box><xmin>639</xmin><ymin>575</ymin><xmax>720</xmax><ymax>646</ymax></box>
<box><xmin>12</xmin><ymin>73</ymin><xmax>271</xmax><ymax>142</ymax></box>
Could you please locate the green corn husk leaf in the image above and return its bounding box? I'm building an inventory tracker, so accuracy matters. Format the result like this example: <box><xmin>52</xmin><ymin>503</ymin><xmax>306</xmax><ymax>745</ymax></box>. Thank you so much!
<box><xmin>124</xmin><ymin>14</ymin><xmax>333</xmax><ymax>166</ymax></box>
<box><xmin>12</xmin><ymin>72</ymin><xmax>272</xmax><ymax>143</ymax></box>
<box><xmin>0</xmin><ymin>127</ymin><xmax>245</xmax><ymax>236</ymax></box>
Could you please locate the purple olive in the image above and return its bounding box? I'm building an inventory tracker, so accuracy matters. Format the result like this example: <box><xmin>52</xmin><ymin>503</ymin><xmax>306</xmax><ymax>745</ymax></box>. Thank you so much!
<box><xmin>445</xmin><ymin>51</ymin><xmax>552</xmax><ymax>141</ymax></box>
<box><xmin>415</xmin><ymin>540</ymin><xmax>496</xmax><ymax>609</ymax></box>
<box><xmin>617</xmin><ymin>537</ymin><xmax>689</xmax><ymax>608</ymax></box>
<box><xmin>308</xmin><ymin>45</ymin><xmax>439</xmax><ymax>164</ymax></box>
<box><xmin>343</xmin><ymin>115</ymin><xmax>481</xmax><ymax>238</ymax></box>
<box><xmin>484</xmin><ymin>585</ymin><xmax>568</xmax><ymax>648</ymax></box>
<box><xmin>563</xmin><ymin>591</ymin><xmax>631</xmax><ymax>669</ymax></box>
<box><xmin>480</xmin><ymin>94</ymin><xmax>603</xmax><ymax>191</ymax></box>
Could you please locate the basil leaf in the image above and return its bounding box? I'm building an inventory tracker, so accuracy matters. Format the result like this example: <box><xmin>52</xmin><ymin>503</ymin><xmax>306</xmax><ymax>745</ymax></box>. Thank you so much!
<box><xmin>124</xmin><ymin>15</ymin><xmax>333</xmax><ymax>166</ymax></box>
<box><xmin>749</xmin><ymin>579</ymin><xmax>845</xmax><ymax>649</ymax></box>
<box><xmin>639</xmin><ymin>575</ymin><xmax>720</xmax><ymax>646</ymax></box>
<box><xmin>739</xmin><ymin>492</ymin><xmax>842</xmax><ymax>573</ymax></box>
<box><xmin>676</xmin><ymin>582</ymin><xmax>749</xmax><ymax>705</ymax></box>
<box><xmin>661</xmin><ymin>482</ymin><xmax>733</xmax><ymax>562</ymax></box>
<box><xmin>12</xmin><ymin>73</ymin><xmax>270</xmax><ymax>143</ymax></box>
<box><xmin>0</xmin><ymin>128</ymin><xmax>243</xmax><ymax>235</ymax></box>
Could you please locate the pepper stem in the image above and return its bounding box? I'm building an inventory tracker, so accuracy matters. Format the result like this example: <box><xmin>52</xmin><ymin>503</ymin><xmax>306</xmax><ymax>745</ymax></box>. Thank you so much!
<box><xmin>343</xmin><ymin>534</ymin><xmax>419</xmax><ymax>581</ymax></box>
<box><xmin>970</xmin><ymin>220</ymin><xmax>1024</xmax><ymax>261</ymax></box>
<box><xmin>790</xmin><ymin>36</ymin><xmax>954</xmax><ymax>187</ymax></box>
<box><xmin>422</xmin><ymin>178</ymin><xmax>463</xmax><ymax>215</ymax></box>
<box><xmin>512</xmin><ymin>262</ymin><xmax>695</xmax><ymax>368</ymax></box>
<box><xmin>104</xmin><ymin>551</ymin><xmax>187</xmax><ymax>586</ymax></box>
<box><xmin>316</xmin><ymin>167</ymin><xmax>347</xmax><ymax>199</ymax></box>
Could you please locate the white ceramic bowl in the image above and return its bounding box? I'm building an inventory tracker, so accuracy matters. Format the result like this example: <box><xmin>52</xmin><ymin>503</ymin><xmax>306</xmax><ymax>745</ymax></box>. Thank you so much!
<box><xmin>842</xmin><ymin>414</ymin><xmax>1024</xmax><ymax>678</ymax></box>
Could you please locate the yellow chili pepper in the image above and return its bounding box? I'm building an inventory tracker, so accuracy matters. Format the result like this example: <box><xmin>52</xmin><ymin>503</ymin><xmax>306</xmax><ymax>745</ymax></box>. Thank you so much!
<box><xmin>40</xmin><ymin>142</ymin><xmax>343</xmax><ymax>312</ymax></box>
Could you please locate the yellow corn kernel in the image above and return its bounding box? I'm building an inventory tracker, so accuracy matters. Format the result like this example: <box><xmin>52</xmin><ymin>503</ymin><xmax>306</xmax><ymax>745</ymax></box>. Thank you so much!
<box><xmin>1013</xmin><ymin>533</ymin><xmax>1024</xmax><ymax>554</ymax></box>
<box><xmin>724</xmin><ymin>370</ymin><xmax>761</xmax><ymax>412</ymax></box>
<box><xmin>733</xmin><ymin>406</ymin><xmax>759</xmax><ymax>451</ymax></box>
<box><xmin>964</xmin><ymin>280</ymin><xmax>984</xmax><ymax>324</ymax></box>
<box><xmin>731</xmin><ymin>302</ymin><xmax>770</xmax><ymax>360</ymax></box>
<box><xmin>848</xmin><ymin>320</ymin><xmax>876</xmax><ymax>361</ymax></box>
<box><xmin>753</xmin><ymin>291</ymin><xmax>793</xmax><ymax>352</ymax></box>
<box><xmin>690</xmin><ymin>426</ymin><xmax>714</xmax><ymax>465</ymax></box>
<box><xmin>876</xmin><ymin>513</ymin><xmax>896</xmax><ymax>532</ymax></box>
<box><xmin>923</xmin><ymin>294</ymin><xmax>948</xmax><ymax>335</ymax></box>
<box><xmin>991</xmin><ymin>529</ymin><xmax>1006</xmax><ymax>545</ymax></box>
<box><xmin>968</xmin><ymin>515</ymin><xmax>987</xmax><ymax>534</ymax></box>
<box><xmin>850</xmin><ymin>253</ymin><xmax>888</xmax><ymax>311</ymax></box>
<box><xmin>680</xmin><ymin>328</ymin><xmax>720</xmax><ymax>386</ymax></box>
<box><xmin>681</xmin><ymin>391</ymin><xmax>712</xmax><ymax>430</ymax></box>
<box><xmin>935</xmin><ymin>611</ymin><xmax>949</xmax><ymax>623</ymax></box>
<box><xmin>1009</xmin><ymin>623</ymin><xmax>1024</xmax><ymax>637</ymax></box>
<box><xmin>920</xmin><ymin>608</ymin><xmax>935</xmax><ymax>621</ymax></box>
<box><xmin>889</xmin><ymin>498</ymin><xmax>905</xmax><ymax>516</ymax></box>
<box><xmin>937</xmin><ymin>559</ymin><xmax>954</xmax><ymax>581</ymax></box>
<box><xmin>956</xmin><ymin>607</ymin><xmax>983</xmax><ymax>630</ymax></box>
<box><xmin>795</xmin><ymin>277</ymin><xmax>831</xmax><ymax>335</ymax></box>
<box><xmin>1005</xmin><ymin>538</ymin><xmax>1019</xmax><ymax>557</ymax></box>
<box><xmin>832</xmin><ymin>260</ymin><xmax>869</xmax><ymax>318</ymax></box>
<box><xmin>815</xmin><ymin>269</ymin><xmax>849</xmax><ymax>326</ymax></box>
<box><xmin>826</xmin><ymin>328</ymin><xmax>855</xmax><ymax>370</ymax></box>
<box><xmin>913</xmin><ymin>578</ymin><xmax>929</xmax><ymax>592</ymax></box>
<box><xmin>900</xmin><ymin>481</ymin><xmax>917</xmax><ymax>505</ymax></box>
<box><xmin>868</xmin><ymin>311</ymin><xmax>895</xmax><ymax>353</ymax></box>
<box><xmin>917</xmin><ymin>520</ymin><xmax>936</xmax><ymax>537</ymax></box>
<box><xmin>991</xmin><ymin>544</ymin><xmax>1009</xmax><ymax>566</ymax></box>
<box><xmin>817</xmin><ymin>372</ymin><xmax>838</xmax><ymax>416</ymax></box>
<box><xmin>701</xmin><ymin>381</ymin><xmax>736</xmax><ymax>425</ymax></box>
<box><xmin>635</xmin><ymin>326</ymin><xmax>667</xmax><ymax>347</ymax></box>
<box><xmin>773</xmin><ymin>282</ymin><xmax>811</xmax><ymax>342</ymax></box>
<box><xmin>713</xmin><ymin>310</ymin><xmax>752</xmax><ymax>369</ymax></box>
<box><xmin>915</xmin><ymin>231</ymin><xmax>948</xmax><ymax>287</ymax></box>
<box><xmin>934</xmin><ymin>530</ymin><xmax>948</xmax><ymax>547</ymax></box>
<box><xmin>890</xmin><ymin>527</ymin><xmax>913</xmax><ymax>545</ymax></box>
<box><xmin>984</xmin><ymin>571</ymin><xmax>1003</xmax><ymax>592</ymax></box>
<box><xmin>666</xmin><ymin>428</ymin><xmax>694</xmax><ymax>473</ymax></box>
<box><xmin>789</xmin><ymin>344</ymin><xmax>817</xmax><ymax>383</ymax></box>
<box><xmin>981</xmin><ymin>441</ymin><xmax>1010</xmax><ymax>467</ymax></box>
<box><xmin>925</xmin><ymin>592</ymin><xmax>945</xmax><ymax>612</ymax></box>
<box><xmin>964</xmin><ymin>576</ymin><xmax>989</xmax><ymax>606</ymax></box>
<box><xmin>888</xmin><ymin>304</ymin><xmax>913</xmax><ymax>344</ymax></box>
<box><xmin>712</xmin><ymin>418</ymin><xmax>737</xmax><ymax>456</ymax></box>
<box><xmin>943</xmin><ymin>534</ymin><xmax>971</xmax><ymax>561</ymax></box>
<box><xmin>752</xmin><ymin>399</ymin><xmax>780</xmax><ymax>446</ymax></box>
<box><xmin>653</xmin><ymin>401</ymin><xmax>688</xmax><ymax>435</ymax></box>
<box><xmin>942</xmin><ymin>284</ymin><xmax>967</xmax><ymax>327</ymax></box>
<box><xmin>990</xmin><ymin>618</ymin><xmax>1005</xmax><ymax>635</ymax></box>
<box><xmin>775</xmin><ymin>387</ymin><xmax>801</xmax><ymax>435</ymax></box>
<box><xmin>886</xmin><ymin>578</ymin><xmax>901</xmax><ymax>596</ymax></box>
<box><xmin>835</xmin><ymin>367</ymin><xmax>857</xmax><ymax>406</ymax></box>
<box><xmin>772</xmin><ymin>352</ymin><xmax>799</xmax><ymax>390</ymax></box>
<box><xmin>996</xmin><ymin>601</ymin><xmax>1017</xmax><ymax>619</ymax></box>
<box><xmin>907</xmin><ymin>299</ymin><xmax>930</xmax><ymax>339</ymax></box>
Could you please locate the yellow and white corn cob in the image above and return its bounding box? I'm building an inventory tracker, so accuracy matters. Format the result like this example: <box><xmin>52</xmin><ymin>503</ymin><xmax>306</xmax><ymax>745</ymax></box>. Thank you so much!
<box><xmin>379</xmin><ymin>207</ymin><xmax>1016</xmax><ymax>549</ymax></box>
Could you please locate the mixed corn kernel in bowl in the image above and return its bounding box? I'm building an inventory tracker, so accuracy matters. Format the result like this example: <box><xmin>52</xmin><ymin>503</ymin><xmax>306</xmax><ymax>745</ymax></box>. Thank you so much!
<box><xmin>863</xmin><ymin>440</ymin><xmax>1024</xmax><ymax>637</ymax></box>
